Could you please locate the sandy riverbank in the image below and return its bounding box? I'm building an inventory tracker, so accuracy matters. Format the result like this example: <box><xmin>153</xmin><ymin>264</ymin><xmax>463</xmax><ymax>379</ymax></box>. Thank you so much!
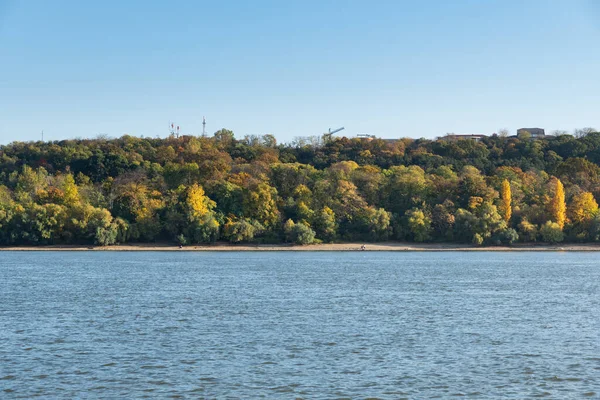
<box><xmin>2</xmin><ymin>242</ymin><xmax>600</xmax><ymax>251</ymax></box>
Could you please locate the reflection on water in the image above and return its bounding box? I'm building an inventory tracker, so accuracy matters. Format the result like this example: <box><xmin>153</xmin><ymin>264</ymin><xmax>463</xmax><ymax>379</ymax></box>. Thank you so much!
<box><xmin>0</xmin><ymin>251</ymin><xmax>599</xmax><ymax>398</ymax></box>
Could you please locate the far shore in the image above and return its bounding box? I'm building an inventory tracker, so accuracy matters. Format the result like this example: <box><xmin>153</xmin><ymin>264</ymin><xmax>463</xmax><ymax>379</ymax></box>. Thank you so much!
<box><xmin>2</xmin><ymin>242</ymin><xmax>600</xmax><ymax>252</ymax></box>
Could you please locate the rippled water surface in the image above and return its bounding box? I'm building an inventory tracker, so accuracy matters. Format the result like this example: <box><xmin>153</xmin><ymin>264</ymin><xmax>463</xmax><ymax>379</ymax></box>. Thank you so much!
<box><xmin>1</xmin><ymin>251</ymin><xmax>599</xmax><ymax>398</ymax></box>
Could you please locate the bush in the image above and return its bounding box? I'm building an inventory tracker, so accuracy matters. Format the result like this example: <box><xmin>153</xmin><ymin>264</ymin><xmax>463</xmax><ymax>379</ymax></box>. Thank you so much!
<box><xmin>291</xmin><ymin>223</ymin><xmax>316</xmax><ymax>245</ymax></box>
<box><xmin>284</xmin><ymin>219</ymin><xmax>316</xmax><ymax>245</ymax></box>
<box><xmin>539</xmin><ymin>221</ymin><xmax>564</xmax><ymax>243</ymax></box>
<box><xmin>472</xmin><ymin>233</ymin><xmax>484</xmax><ymax>245</ymax></box>
<box><xmin>176</xmin><ymin>234</ymin><xmax>187</xmax><ymax>245</ymax></box>
<box><xmin>283</xmin><ymin>219</ymin><xmax>295</xmax><ymax>242</ymax></box>
<box><xmin>518</xmin><ymin>219</ymin><xmax>537</xmax><ymax>242</ymax></box>
<box><xmin>114</xmin><ymin>218</ymin><xmax>130</xmax><ymax>243</ymax></box>
<box><xmin>589</xmin><ymin>215</ymin><xmax>600</xmax><ymax>241</ymax></box>
<box><xmin>492</xmin><ymin>228</ymin><xmax>519</xmax><ymax>245</ymax></box>
<box><xmin>188</xmin><ymin>215</ymin><xmax>220</xmax><ymax>244</ymax></box>
<box><xmin>225</xmin><ymin>220</ymin><xmax>257</xmax><ymax>243</ymax></box>
<box><xmin>95</xmin><ymin>224</ymin><xmax>118</xmax><ymax>246</ymax></box>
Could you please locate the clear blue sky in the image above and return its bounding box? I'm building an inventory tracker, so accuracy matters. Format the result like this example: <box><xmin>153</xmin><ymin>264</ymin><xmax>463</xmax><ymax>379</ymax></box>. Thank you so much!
<box><xmin>1</xmin><ymin>0</ymin><xmax>599</xmax><ymax>144</ymax></box>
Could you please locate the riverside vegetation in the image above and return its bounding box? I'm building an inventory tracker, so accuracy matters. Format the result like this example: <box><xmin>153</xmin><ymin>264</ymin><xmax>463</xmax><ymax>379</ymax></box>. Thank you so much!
<box><xmin>1</xmin><ymin>129</ymin><xmax>600</xmax><ymax>246</ymax></box>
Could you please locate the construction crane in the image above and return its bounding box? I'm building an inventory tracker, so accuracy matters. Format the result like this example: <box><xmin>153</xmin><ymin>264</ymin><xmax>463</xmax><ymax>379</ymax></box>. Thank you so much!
<box><xmin>323</xmin><ymin>126</ymin><xmax>345</xmax><ymax>141</ymax></box>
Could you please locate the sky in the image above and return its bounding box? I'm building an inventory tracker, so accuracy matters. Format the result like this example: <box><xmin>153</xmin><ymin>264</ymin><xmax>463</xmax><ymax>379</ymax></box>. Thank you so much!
<box><xmin>0</xmin><ymin>0</ymin><xmax>599</xmax><ymax>144</ymax></box>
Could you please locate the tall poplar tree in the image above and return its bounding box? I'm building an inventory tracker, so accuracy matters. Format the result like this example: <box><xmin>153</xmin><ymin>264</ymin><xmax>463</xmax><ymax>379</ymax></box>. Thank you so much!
<box><xmin>500</xmin><ymin>179</ymin><xmax>512</xmax><ymax>223</ymax></box>
<box><xmin>550</xmin><ymin>178</ymin><xmax>566</xmax><ymax>229</ymax></box>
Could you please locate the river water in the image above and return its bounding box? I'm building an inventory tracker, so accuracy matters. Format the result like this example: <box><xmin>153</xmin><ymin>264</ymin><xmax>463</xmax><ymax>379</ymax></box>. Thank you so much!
<box><xmin>0</xmin><ymin>251</ymin><xmax>599</xmax><ymax>398</ymax></box>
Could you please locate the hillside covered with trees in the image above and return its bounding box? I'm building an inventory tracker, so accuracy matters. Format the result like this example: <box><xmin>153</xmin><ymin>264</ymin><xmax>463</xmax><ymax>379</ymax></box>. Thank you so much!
<box><xmin>1</xmin><ymin>129</ymin><xmax>600</xmax><ymax>246</ymax></box>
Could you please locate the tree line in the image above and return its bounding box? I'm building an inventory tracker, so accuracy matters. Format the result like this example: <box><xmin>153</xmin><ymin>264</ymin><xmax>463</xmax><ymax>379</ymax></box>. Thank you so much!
<box><xmin>0</xmin><ymin>129</ymin><xmax>599</xmax><ymax>246</ymax></box>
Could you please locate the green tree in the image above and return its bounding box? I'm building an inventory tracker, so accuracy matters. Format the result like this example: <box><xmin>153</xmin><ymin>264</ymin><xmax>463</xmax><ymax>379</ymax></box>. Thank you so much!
<box><xmin>224</xmin><ymin>219</ymin><xmax>260</xmax><ymax>243</ymax></box>
<box><xmin>312</xmin><ymin>206</ymin><xmax>337</xmax><ymax>242</ymax></box>
<box><xmin>406</xmin><ymin>208</ymin><xmax>432</xmax><ymax>242</ymax></box>
<box><xmin>457</xmin><ymin>166</ymin><xmax>497</xmax><ymax>207</ymax></box>
<box><xmin>382</xmin><ymin>165</ymin><xmax>430</xmax><ymax>215</ymax></box>
<box><xmin>350</xmin><ymin>207</ymin><xmax>391</xmax><ymax>241</ymax></box>
<box><xmin>454</xmin><ymin>202</ymin><xmax>506</xmax><ymax>244</ymax></box>
<box><xmin>243</xmin><ymin>183</ymin><xmax>280</xmax><ymax>229</ymax></box>
<box><xmin>431</xmin><ymin>200</ymin><xmax>455</xmax><ymax>241</ymax></box>
<box><xmin>187</xmin><ymin>214</ymin><xmax>220</xmax><ymax>244</ymax></box>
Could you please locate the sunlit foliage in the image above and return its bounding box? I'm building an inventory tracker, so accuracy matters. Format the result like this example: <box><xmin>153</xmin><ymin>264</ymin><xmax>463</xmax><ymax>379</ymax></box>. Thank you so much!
<box><xmin>0</xmin><ymin>129</ymin><xmax>599</xmax><ymax>245</ymax></box>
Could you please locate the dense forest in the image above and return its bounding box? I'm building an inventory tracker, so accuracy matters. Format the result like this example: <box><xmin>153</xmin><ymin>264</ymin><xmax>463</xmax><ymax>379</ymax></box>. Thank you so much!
<box><xmin>1</xmin><ymin>129</ymin><xmax>600</xmax><ymax>246</ymax></box>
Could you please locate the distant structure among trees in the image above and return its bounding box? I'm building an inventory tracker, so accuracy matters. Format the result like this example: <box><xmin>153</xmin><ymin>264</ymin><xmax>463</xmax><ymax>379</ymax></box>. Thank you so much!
<box><xmin>517</xmin><ymin>128</ymin><xmax>545</xmax><ymax>138</ymax></box>
<box><xmin>441</xmin><ymin>134</ymin><xmax>487</xmax><ymax>142</ymax></box>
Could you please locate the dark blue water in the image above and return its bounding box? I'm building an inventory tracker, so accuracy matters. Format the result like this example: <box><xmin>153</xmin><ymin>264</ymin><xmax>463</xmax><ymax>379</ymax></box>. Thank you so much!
<box><xmin>0</xmin><ymin>251</ymin><xmax>599</xmax><ymax>398</ymax></box>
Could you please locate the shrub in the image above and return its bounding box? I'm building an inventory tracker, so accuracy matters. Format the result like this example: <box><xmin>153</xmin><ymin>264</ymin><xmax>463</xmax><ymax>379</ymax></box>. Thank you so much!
<box><xmin>284</xmin><ymin>219</ymin><xmax>316</xmax><ymax>245</ymax></box>
<box><xmin>539</xmin><ymin>221</ymin><xmax>564</xmax><ymax>243</ymax></box>
<box><xmin>491</xmin><ymin>228</ymin><xmax>519</xmax><ymax>245</ymax></box>
<box><xmin>176</xmin><ymin>234</ymin><xmax>187</xmax><ymax>245</ymax></box>
<box><xmin>188</xmin><ymin>215</ymin><xmax>220</xmax><ymax>244</ymax></box>
<box><xmin>225</xmin><ymin>220</ymin><xmax>257</xmax><ymax>243</ymax></box>
<box><xmin>472</xmin><ymin>233</ymin><xmax>484</xmax><ymax>245</ymax></box>
<box><xmin>518</xmin><ymin>219</ymin><xmax>537</xmax><ymax>242</ymax></box>
<box><xmin>95</xmin><ymin>224</ymin><xmax>118</xmax><ymax>246</ymax></box>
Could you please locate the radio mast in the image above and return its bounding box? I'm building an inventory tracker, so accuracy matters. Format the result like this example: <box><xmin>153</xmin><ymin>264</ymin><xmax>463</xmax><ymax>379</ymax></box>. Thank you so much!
<box><xmin>169</xmin><ymin>122</ymin><xmax>180</xmax><ymax>138</ymax></box>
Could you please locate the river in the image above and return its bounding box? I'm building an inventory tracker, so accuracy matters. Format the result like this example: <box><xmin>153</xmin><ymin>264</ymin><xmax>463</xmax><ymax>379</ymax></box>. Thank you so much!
<box><xmin>1</xmin><ymin>251</ymin><xmax>598</xmax><ymax>398</ymax></box>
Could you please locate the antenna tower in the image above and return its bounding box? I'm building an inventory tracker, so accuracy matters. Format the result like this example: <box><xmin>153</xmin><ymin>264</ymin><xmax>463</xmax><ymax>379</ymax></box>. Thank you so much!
<box><xmin>169</xmin><ymin>122</ymin><xmax>180</xmax><ymax>138</ymax></box>
<box><xmin>202</xmin><ymin>116</ymin><xmax>206</xmax><ymax>137</ymax></box>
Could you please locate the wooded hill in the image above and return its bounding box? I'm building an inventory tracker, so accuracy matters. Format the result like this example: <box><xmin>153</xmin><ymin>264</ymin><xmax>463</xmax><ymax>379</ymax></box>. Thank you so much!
<box><xmin>1</xmin><ymin>129</ymin><xmax>599</xmax><ymax>245</ymax></box>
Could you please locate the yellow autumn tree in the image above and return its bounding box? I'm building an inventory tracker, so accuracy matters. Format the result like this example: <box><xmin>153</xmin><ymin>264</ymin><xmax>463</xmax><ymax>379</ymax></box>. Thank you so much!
<box><xmin>500</xmin><ymin>179</ymin><xmax>512</xmax><ymax>223</ymax></box>
<box><xmin>242</xmin><ymin>182</ymin><xmax>280</xmax><ymax>228</ymax></box>
<box><xmin>62</xmin><ymin>174</ymin><xmax>80</xmax><ymax>205</ymax></box>
<box><xmin>568</xmin><ymin>192</ymin><xmax>598</xmax><ymax>225</ymax></box>
<box><xmin>549</xmin><ymin>177</ymin><xmax>566</xmax><ymax>229</ymax></box>
<box><xmin>468</xmin><ymin>196</ymin><xmax>483</xmax><ymax>210</ymax></box>
<box><xmin>186</xmin><ymin>183</ymin><xmax>215</xmax><ymax>219</ymax></box>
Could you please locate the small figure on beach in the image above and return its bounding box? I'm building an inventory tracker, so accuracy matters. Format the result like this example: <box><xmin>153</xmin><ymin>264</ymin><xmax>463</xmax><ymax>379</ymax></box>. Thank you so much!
<box><xmin>360</xmin><ymin>244</ymin><xmax>366</xmax><ymax>251</ymax></box>
<box><xmin>179</xmin><ymin>244</ymin><xmax>183</xmax><ymax>249</ymax></box>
